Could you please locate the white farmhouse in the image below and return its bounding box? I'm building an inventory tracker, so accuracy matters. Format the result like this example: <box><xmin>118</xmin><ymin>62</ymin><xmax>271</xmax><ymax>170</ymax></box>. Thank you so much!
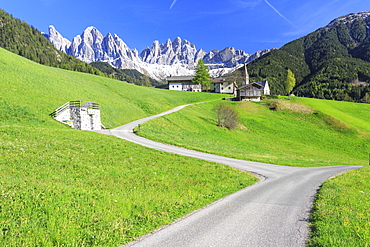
<box><xmin>210</xmin><ymin>77</ymin><xmax>237</xmax><ymax>95</ymax></box>
<box><xmin>167</xmin><ymin>76</ymin><xmax>202</xmax><ymax>92</ymax></box>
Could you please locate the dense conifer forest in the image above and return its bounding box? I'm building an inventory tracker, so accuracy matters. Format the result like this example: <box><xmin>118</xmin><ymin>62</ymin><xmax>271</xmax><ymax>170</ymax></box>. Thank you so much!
<box><xmin>234</xmin><ymin>13</ymin><xmax>370</xmax><ymax>103</ymax></box>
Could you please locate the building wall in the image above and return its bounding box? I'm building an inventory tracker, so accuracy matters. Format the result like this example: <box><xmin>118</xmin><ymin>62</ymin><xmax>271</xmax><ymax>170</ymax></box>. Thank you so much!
<box><xmin>169</xmin><ymin>82</ymin><xmax>183</xmax><ymax>91</ymax></box>
<box><xmin>169</xmin><ymin>82</ymin><xmax>201</xmax><ymax>92</ymax></box>
<box><xmin>55</xmin><ymin>107</ymin><xmax>102</xmax><ymax>130</ymax></box>
<box><xmin>219</xmin><ymin>82</ymin><xmax>234</xmax><ymax>94</ymax></box>
<box><xmin>211</xmin><ymin>82</ymin><xmax>234</xmax><ymax>94</ymax></box>
<box><xmin>55</xmin><ymin>109</ymin><xmax>74</xmax><ymax>128</ymax></box>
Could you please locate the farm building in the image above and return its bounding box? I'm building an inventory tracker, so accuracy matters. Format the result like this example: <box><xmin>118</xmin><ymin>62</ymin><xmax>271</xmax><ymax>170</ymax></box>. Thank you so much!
<box><xmin>236</xmin><ymin>64</ymin><xmax>270</xmax><ymax>101</ymax></box>
<box><xmin>51</xmin><ymin>101</ymin><xmax>103</xmax><ymax>130</ymax></box>
<box><xmin>237</xmin><ymin>80</ymin><xmax>270</xmax><ymax>101</ymax></box>
<box><xmin>210</xmin><ymin>77</ymin><xmax>237</xmax><ymax>95</ymax></box>
<box><xmin>167</xmin><ymin>76</ymin><xmax>202</xmax><ymax>92</ymax></box>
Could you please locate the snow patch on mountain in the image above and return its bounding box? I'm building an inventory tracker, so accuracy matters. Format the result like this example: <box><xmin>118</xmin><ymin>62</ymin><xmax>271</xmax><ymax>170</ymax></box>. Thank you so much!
<box><xmin>45</xmin><ymin>26</ymin><xmax>271</xmax><ymax>80</ymax></box>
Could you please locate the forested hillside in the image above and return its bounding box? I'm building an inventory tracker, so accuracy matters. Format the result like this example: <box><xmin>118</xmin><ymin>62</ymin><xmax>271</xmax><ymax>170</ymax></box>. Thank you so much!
<box><xmin>0</xmin><ymin>9</ymin><xmax>103</xmax><ymax>75</ymax></box>
<box><xmin>236</xmin><ymin>11</ymin><xmax>370</xmax><ymax>103</ymax></box>
<box><xmin>90</xmin><ymin>62</ymin><xmax>166</xmax><ymax>88</ymax></box>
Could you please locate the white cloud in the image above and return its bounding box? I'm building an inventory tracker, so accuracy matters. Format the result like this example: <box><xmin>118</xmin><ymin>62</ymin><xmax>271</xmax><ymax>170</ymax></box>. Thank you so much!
<box><xmin>170</xmin><ymin>0</ymin><xmax>178</xmax><ymax>10</ymax></box>
<box><xmin>263</xmin><ymin>0</ymin><xmax>297</xmax><ymax>28</ymax></box>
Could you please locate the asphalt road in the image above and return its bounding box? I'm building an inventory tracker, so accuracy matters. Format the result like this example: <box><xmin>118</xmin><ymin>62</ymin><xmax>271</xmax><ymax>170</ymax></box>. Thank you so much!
<box><xmin>94</xmin><ymin>104</ymin><xmax>361</xmax><ymax>247</ymax></box>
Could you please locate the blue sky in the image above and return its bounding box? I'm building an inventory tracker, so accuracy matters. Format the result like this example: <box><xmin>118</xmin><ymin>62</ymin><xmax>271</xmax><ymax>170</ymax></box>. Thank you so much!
<box><xmin>2</xmin><ymin>0</ymin><xmax>369</xmax><ymax>54</ymax></box>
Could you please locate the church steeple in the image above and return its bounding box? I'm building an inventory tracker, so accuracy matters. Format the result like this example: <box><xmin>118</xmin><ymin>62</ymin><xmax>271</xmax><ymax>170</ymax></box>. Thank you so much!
<box><xmin>243</xmin><ymin>63</ymin><xmax>249</xmax><ymax>86</ymax></box>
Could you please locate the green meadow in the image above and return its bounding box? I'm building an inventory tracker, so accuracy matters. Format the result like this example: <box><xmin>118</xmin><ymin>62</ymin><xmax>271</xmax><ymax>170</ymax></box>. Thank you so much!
<box><xmin>138</xmin><ymin>98</ymin><xmax>370</xmax><ymax>167</ymax></box>
<box><xmin>0</xmin><ymin>48</ymin><xmax>257</xmax><ymax>246</ymax></box>
<box><xmin>138</xmin><ymin>98</ymin><xmax>370</xmax><ymax>245</ymax></box>
<box><xmin>1</xmin><ymin>45</ymin><xmax>370</xmax><ymax>246</ymax></box>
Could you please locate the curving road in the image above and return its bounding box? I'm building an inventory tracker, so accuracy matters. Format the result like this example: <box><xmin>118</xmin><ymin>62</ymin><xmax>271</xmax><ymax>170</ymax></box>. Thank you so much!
<box><xmin>94</xmin><ymin>104</ymin><xmax>361</xmax><ymax>247</ymax></box>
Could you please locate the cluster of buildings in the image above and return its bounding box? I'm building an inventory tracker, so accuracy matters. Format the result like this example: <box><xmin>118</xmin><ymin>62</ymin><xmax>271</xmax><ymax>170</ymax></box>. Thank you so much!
<box><xmin>166</xmin><ymin>66</ymin><xmax>270</xmax><ymax>102</ymax></box>
<box><xmin>52</xmin><ymin>68</ymin><xmax>270</xmax><ymax>131</ymax></box>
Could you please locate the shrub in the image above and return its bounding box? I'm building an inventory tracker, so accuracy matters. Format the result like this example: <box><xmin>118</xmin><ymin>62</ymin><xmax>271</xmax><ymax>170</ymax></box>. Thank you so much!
<box><xmin>214</xmin><ymin>102</ymin><xmax>240</xmax><ymax>130</ymax></box>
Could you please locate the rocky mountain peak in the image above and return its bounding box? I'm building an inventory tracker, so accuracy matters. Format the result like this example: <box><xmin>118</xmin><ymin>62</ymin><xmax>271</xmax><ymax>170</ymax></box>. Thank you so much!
<box><xmin>45</xmin><ymin>25</ymin><xmax>71</xmax><ymax>53</ymax></box>
<box><xmin>46</xmin><ymin>26</ymin><xmax>271</xmax><ymax>80</ymax></box>
<box><xmin>326</xmin><ymin>10</ymin><xmax>370</xmax><ymax>29</ymax></box>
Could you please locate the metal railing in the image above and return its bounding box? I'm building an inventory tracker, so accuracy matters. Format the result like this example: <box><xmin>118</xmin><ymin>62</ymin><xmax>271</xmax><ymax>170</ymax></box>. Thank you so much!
<box><xmin>50</xmin><ymin>101</ymin><xmax>100</xmax><ymax>118</ymax></box>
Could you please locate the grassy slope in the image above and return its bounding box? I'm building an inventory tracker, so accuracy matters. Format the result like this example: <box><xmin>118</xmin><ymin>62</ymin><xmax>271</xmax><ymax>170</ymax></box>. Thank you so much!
<box><xmin>139</xmin><ymin>98</ymin><xmax>370</xmax><ymax>167</ymax></box>
<box><xmin>0</xmin><ymin>48</ymin><xmax>257</xmax><ymax>246</ymax></box>
<box><xmin>0</xmin><ymin>47</ymin><xmax>223</xmax><ymax>128</ymax></box>
<box><xmin>138</xmin><ymin>97</ymin><xmax>370</xmax><ymax>245</ymax></box>
<box><xmin>295</xmin><ymin>97</ymin><xmax>370</xmax><ymax>138</ymax></box>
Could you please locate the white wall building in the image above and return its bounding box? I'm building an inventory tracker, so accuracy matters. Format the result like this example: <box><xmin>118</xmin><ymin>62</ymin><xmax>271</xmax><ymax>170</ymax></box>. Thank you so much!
<box><xmin>167</xmin><ymin>76</ymin><xmax>202</xmax><ymax>92</ymax></box>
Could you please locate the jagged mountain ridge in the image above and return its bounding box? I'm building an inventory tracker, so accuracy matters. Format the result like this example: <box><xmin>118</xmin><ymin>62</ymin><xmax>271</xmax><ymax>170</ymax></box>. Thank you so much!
<box><xmin>45</xmin><ymin>26</ymin><xmax>270</xmax><ymax>80</ymax></box>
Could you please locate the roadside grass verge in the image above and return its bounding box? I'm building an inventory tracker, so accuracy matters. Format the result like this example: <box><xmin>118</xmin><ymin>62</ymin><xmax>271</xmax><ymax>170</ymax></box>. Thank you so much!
<box><xmin>308</xmin><ymin>166</ymin><xmax>370</xmax><ymax>246</ymax></box>
<box><xmin>138</xmin><ymin>99</ymin><xmax>369</xmax><ymax>167</ymax></box>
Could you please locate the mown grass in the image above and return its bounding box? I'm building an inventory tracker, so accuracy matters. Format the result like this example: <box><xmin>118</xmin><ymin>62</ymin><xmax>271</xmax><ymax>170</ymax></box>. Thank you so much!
<box><xmin>308</xmin><ymin>166</ymin><xmax>370</xmax><ymax>246</ymax></box>
<box><xmin>138</xmin><ymin>97</ymin><xmax>370</xmax><ymax>245</ymax></box>
<box><xmin>1</xmin><ymin>125</ymin><xmax>257</xmax><ymax>246</ymax></box>
<box><xmin>138</xmin><ymin>98</ymin><xmax>369</xmax><ymax>167</ymax></box>
<box><xmin>0</xmin><ymin>48</ymin><xmax>257</xmax><ymax>246</ymax></box>
<box><xmin>0</xmin><ymin>47</ymin><xmax>224</xmax><ymax>128</ymax></box>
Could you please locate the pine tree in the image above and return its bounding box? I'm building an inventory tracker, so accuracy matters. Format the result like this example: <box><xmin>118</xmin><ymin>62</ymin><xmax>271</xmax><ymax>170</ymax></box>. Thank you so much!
<box><xmin>192</xmin><ymin>59</ymin><xmax>211</xmax><ymax>90</ymax></box>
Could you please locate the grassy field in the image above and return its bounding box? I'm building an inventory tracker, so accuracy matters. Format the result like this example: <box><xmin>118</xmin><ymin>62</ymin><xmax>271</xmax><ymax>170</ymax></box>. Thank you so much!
<box><xmin>0</xmin><ymin>47</ymin><xmax>224</xmax><ymax>128</ymax></box>
<box><xmin>138</xmin><ymin>98</ymin><xmax>370</xmax><ymax>167</ymax></box>
<box><xmin>308</xmin><ymin>166</ymin><xmax>370</xmax><ymax>246</ymax></box>
<box><xmin>0</xmin><ymin>48</ymin><xmax>257</xmax><ymax>246</ymax></box>
<box><xmin>138</xmin><ymin>97</ymin><xmax>370</xmax><ymax>245</ymax></box>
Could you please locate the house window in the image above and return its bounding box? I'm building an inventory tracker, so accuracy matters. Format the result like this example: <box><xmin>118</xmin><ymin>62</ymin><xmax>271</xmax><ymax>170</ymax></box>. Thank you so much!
<box><xmin>228</xmin><ymin>87</ymin><xmax>231</xmax><ymax>90</ymax></box>
<box><xmin>221</xmin><ymin>87</ymin><xmax>224</xmax><ymax>90</ymax></box>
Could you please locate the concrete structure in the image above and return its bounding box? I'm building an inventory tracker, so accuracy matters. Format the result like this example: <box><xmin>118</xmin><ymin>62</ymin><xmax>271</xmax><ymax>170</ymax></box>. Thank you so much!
<box><xmin>167</xmin><ymin>76</ymin><xmax>202</xmax><ymax>92</ymax></box>
<box><xmin>52</xmin><ymin>101</ymin><xmax>103</xmax><ymax>130</ymax></box>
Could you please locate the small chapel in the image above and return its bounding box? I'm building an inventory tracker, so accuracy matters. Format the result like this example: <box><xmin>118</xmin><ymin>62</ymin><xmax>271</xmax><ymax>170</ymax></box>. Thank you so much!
<box><xmin>236</xmin><ymin>64</ymin><xmax>270</xmax><ymax>101</ymax></box>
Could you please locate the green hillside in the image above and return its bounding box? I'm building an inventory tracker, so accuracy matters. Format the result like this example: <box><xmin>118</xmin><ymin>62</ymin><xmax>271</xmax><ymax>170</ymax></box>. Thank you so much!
<box><xmin>138</xmin><ymin>98</ymin><xmax>370</xmax><ymax>167</ymax></box>
<box><xmin>0</xmin><ymin>47</ymin><xmax>223</xmax><ymax>128</ymax></box>
<box><xmin>137</xmin><ymin>98</ymin><xmax>370</xmax><ymax>245</ymax></box>
<box><xmin>0</xmin><ymin>9</ymin><xmax>104</xmax><ymax>76</ymax></box>
<box><xmin>236</xmin><ymin>11</ymin><xmax>370</xmax><ymax>103</ymax></box>
<box><xmin>0</xmin><ymin>47</ymin><xmax>257</xmax><ymax>246</ymax></box>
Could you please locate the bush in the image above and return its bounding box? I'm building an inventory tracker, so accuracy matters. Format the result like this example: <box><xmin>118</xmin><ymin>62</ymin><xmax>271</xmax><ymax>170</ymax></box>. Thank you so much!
<box><xmin>214</xmin><ymin>102</ymin><xmax>240</xmax><ymax>130</ymax></box>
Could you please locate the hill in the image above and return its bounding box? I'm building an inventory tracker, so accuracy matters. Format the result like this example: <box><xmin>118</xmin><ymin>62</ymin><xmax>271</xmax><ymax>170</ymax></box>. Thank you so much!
<box><xmin>0</xmin><ymin>47</ymin><xmax>256</xmax><ymax>246</ymax></box>
<box><xmin>236</xmin><ymin>11</ymin><xmax>370</xmax><ymax>103</ymax></box>
<box><xmin>0</xmin><ymin>47</ymin><xmax>226</xmax><ymax>128</ymax></box>
<box><xmin>138</xmin><ymin>98</ymin><xmax>370</xmax><ymax>167</ymax></box>
<box><xmin>0</xmin><ymin>9</ymin><xmax>103</xmax><ymax>76</ymax></box>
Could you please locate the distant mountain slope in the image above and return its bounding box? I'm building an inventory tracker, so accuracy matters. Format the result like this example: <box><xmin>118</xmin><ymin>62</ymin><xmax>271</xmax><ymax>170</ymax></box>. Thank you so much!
<box><xmin>90</xmin><ymin>62</ymin><xmax>165</xmax><ymax>88</ymax></box>
<box><xmin>0</xmin><ymin>9</ymin><xmax>103</xmax><ymax>76</ymax></box>
<box><xmin>45</xmin><ymin>26</ymin><xmax>270</xmax><ymax>80</ymax></box>
<box><xmin>239</xmin><ymin>11</ymin><xmax>370</xmax><ymax>102</ymax></box>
